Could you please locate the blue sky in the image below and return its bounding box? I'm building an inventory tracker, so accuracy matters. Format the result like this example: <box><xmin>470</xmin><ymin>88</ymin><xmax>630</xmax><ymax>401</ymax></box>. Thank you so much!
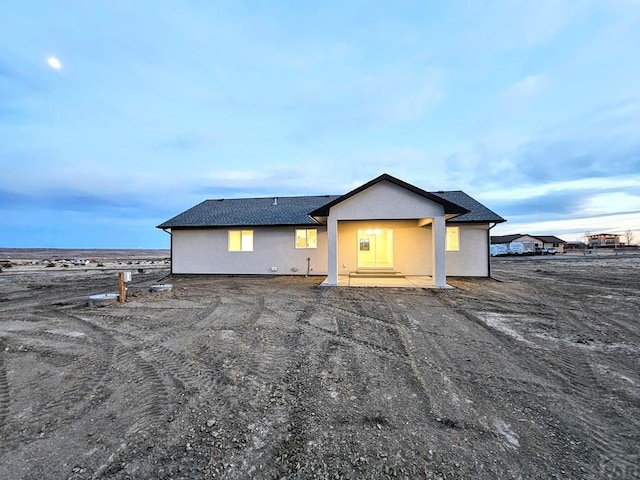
<box><xmin>1</xmin><ymin>0</ymin><xmax>639</xmax><ymax>248</ymax></box>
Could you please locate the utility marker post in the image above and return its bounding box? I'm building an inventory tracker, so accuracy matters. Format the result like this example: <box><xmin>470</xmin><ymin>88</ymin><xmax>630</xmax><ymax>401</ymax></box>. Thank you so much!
<box><xmin>118</xmin><ymin>272</ymin><xmax>126</xmax><ymax>303</ymax></box>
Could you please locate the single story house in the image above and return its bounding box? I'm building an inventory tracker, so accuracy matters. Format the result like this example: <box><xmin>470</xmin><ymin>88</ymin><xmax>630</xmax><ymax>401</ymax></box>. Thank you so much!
<box><xmin>157</xmin><ymin>174</ymin><xmax>506</xmax><ymax>287</ymax></box>
<box><xmin>490</xmin><ymin>234</ymin><xmax>566</xmax><ymax>253</ymax></box>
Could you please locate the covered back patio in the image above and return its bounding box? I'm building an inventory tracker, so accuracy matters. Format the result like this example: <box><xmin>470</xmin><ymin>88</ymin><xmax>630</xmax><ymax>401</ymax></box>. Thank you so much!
<box><xmin>310</xmin><ymin>174</ymin><xmax>468</xmax><ymax>288</ymax></box>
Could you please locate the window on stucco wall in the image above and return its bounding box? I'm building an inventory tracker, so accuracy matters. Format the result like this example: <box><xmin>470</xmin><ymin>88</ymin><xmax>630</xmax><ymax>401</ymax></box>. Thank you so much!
<box><xmin>295</xmin><ymin>229</ymin><xmax>317</xmax><ymax>249</ymax></box>
<box><xmin>446</xmin><ymin>227</ymin><xmax>459</xmax><ymax>251</ymax></box>
<box><xmin>228</xmin><ymin>230</ymin><xmax>254</xmax><ymax>251</ymax></box>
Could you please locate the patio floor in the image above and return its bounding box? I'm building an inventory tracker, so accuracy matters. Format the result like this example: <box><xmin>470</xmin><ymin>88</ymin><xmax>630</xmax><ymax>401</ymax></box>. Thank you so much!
<box><xmin>320</xmin><ymin>275</ymin><xmax>453</xmax><ymax>288</ymax></box>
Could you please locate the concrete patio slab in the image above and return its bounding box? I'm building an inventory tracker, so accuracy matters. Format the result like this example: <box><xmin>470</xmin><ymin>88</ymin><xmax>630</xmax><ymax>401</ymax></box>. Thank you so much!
<box><xmin>320</xmin><ymin>275</ymin><xmax>453</xmax><ymax>288</ymax></box>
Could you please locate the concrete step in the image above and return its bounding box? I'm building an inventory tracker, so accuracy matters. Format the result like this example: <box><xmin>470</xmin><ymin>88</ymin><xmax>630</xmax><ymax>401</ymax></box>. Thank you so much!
<box><xmin>349</xmin><ymin>270</ymin><xmax>405</xmax><ymax>278</ymax></box>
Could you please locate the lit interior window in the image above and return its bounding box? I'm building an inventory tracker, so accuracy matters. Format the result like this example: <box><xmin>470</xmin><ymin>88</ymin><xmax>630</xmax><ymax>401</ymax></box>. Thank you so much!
<box><xmin>229</xmin><ymin>230</ymin><xmax>253</xmax><ymax>251</ymax></box>
<box><xmin>296</xmin><ymin>229</ymin><xmax>317</xmax><ymax>249</ymax></box>
<box><xmin>446</xmin><ymin>226</ymin><xmax>459</xmax><ymax>251</ymax></box>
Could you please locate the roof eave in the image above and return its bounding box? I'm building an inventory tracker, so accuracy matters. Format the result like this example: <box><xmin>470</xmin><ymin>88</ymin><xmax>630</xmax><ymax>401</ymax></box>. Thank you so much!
<box><xmin>156</xmin><ymin>221</ymin><xmax>322</xmax><ymax>229</ymax></box>
<box><xmin>449</xmin><ymin>218</ymin><xmax>507</xmax><ymax>224</ymax></box>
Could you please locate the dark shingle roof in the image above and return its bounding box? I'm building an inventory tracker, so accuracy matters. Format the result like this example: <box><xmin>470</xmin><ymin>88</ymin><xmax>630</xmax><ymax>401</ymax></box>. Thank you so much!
<box><xmin>490</xmin><ymin>234</ymin><xmax>523</xmax><ymax>244</ymax></box>
<box><xmin>534</xmin><ymin>235</ymin><xmax>565</xmax><ymax>244</ymax></box>
<box><xmin>157</xmin><ymin>195</ymin><xmax>340</xmax><ymax>228</ymax></box>
<box><xmin>432</xmin><ymin>191</ymin><xmax>506</xmax><ymax>223</ymax></box>
<box><xmin>490</xmin><ymin>234</ymin><xmax>566</xmax><ymax>244</ymax></box>
<box><xmin>158</xmin><ymin>175</ymin><xmax>506</xmax><ymax>229</ymax></box>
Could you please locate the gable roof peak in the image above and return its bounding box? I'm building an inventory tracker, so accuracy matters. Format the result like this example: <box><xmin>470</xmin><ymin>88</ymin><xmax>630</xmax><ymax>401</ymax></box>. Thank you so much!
<box><xmin>309</xmin><ymin>173</ymin><xmax>469</xmax><ymax>217</ymax></box>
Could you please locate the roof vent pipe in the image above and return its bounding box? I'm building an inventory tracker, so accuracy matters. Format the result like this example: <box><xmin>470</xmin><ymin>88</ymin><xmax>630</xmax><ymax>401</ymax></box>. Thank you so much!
<box><xmin>273</xmin><ymin>197</ymin><xmax>278</xmax><ymax>205</ymax></box>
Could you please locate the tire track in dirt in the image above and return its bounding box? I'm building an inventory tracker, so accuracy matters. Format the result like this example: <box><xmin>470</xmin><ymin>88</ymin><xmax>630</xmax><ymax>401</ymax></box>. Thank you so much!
<box><xmin>293</xmin><ymin>288</ymin><xmax>410</xmax><ymax>358</ymax></box>
<box><xmin>322</xmin><ymin>290</ymin><xmax>438</xmax><ymax>422</ymax></box>
<box><xmin>87</xmin><ymin>348</ymin><xmax>172</xmax><ymax>478</ymax></box>
<box><xmin>298</xmin><ymin>311</ymin><xmax>405</xmax><ymax>359</ymax></box>
<box><xmin>271</xmin><ymin>288</ymin><xmax>482</xmax><ymax>477</ymax></box>
<box><xmin>537</xmin><ymin>332</ymin><xmax>639</xmax><ymax>470</ymax></box>
<box><xmin>526</xmin><ymin>281</ymin><xmax>640</xmax><ymax>348</ymax></box>
<box><xmin>335</xmin><ymin>319</ymin><xmax>406</xmax><ymax>358</ymax></box>
<box><xmin>518</xmin><ymin>285</ymin><xmax>640</xmax><ymax>468</ymax></box>
<box><xmin>88</xmin><ymin>323</ymin><xmax>220</xmax><ymax>401</ymax></box>
<box><xmin>61</xmin><ymin>313</ymin><xmax>180</xmax><ymax>479</ymax></box>
<box><xmin>0</xmin><ymin>314</ymin><xmax>115</xmax><ymax>446</ymax></box>
<box><xmin>214</xmin><ymin>323</ymin><xmax>311</xmax><ymax>475</ymax></box>
<box><xmin>215</xmin><ymin>291</ymin><xmax>288</xmax><ymax>401</ymax></box>
<box><xmin>269</xmin><ymin>348</ymin><xmax>316</xmax><ymax>473</ymax></box>
<box><xmin>410</xmin><ymin>291</ymin><xmax>598</xmax><ymax>472</ymax></box>
<box><xmin>300</xmin><ymin>289</ymin><xmax>490</xmax><ymax>433</ymax></box>
<box><xmin>67</xmin><ymin>328</ymin><xmax>230</xmax><ymax>477</ymax></box>
<box><xmin>82</xmin><ymin>292</ymin><xmax>260</xmax><ymax>407</ymax></box>
<box><xmin>199</xmin><ymin>290</ymin><xmax>319</xmax><ymax>478</ymax></box>
<box><xmin>494</xmin><ymin>261</ymin><xmax>640</xmax><ymax>342</ymax></box>
<box><xmin>77</xmin><ymin>310</ymin><xmax>215</xmax><ymax>393</ymax></box>
<box><xmin>119</xmin><ymin>349</ymin><xmax>172</xmax><ymax>435</ymax></box>
<box><xmin>382</xmin><ymin>294</ymin><xmax>496</xmax><ymax>435</ymax></box>
<box><xmin>548</xmin><ymin>358</ymin><xmax>638</xmax><ymax>474</ymax></box>
<box><xmin>83</xmin><ymin>293</ymin><xmax>223</xmax><ymax>347</ymax></box>
<box><xmin>253</xmin><ymin>286</ymin><xmax>329</xmax><ymax>478</ymax></box>
<box><xmin>42</xmin><ymin>316</ymin><xmax>115</xmax><ymax>435</ymax></box>
<box><xmin>0</xmin><ymin>340</ymin><xmax>9</xmax><ymax>438</ymax></box>
<box><xmin>441</xmin><ymin>278</ymin><xmax>640</xmax><ymax>475</ymax></box>
<box><xmin>246</xmin><ymin>324</ymin><xmax>289</xmax><ymax>392</ymax></box>
<box><xmin>84</xmin><ymin>290</ymin><xmax>290</xmax><ymax>479</ymax></box>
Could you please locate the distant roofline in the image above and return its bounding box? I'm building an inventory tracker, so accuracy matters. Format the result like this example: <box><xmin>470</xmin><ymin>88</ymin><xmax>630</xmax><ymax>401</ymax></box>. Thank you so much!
<box><xmin>491</xmin><ymin>233</ymin><xmax>566</xmax><ymax>243</ymax></box>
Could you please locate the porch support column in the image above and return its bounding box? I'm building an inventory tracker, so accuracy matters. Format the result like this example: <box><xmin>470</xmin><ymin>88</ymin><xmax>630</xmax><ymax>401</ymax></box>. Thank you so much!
<box><xmin>327</xmin><ymin>216</ymin><xmax>338</xmax><ymax>286</ymax></box>
<box><xmin>432</xmin><ymin>215</ymin><xmax>447</xmax><ymax>287</ymax></box>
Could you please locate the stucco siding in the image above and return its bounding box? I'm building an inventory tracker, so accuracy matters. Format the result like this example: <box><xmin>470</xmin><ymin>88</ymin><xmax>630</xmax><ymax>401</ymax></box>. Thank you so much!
<box><xmin>515</xmin><ymin>235</ymin><xmax>565</xmax><ymax>253</ymax></box>
<box><xmin>544</xmin><ymin>242</ymin><xmax>564</xmax><ymax>253</ymax></box>
<box><xmin>172</xmin><ymin>227</ymin><xmax>328</xmax><ymax>275</ymax></box>
<box><xmin>330</xmin><ymin>181</ymin><xmax>445</xmax><ymax>220</ymax></box>
<box><xmin>445</xmin><ymin>224</ymin><xmax>490</xmax><ymax>276</ymax></box>
<box><xmin>514</xmin><ymin>235</ymin><xmax>539</xmax><ymax>247</ymax></box>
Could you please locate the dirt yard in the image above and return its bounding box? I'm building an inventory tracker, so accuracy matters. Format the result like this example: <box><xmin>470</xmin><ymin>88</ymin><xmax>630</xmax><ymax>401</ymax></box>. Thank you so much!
<box><xmin>0</xmin><ymin>250</ymin><xmax>638</xmax><ymax>479</ymax></box>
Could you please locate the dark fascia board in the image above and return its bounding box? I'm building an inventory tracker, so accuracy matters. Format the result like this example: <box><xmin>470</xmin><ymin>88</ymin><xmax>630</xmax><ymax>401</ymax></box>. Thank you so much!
<box><xmin>158</xmin><ymin>222</ymin><xmax>323</xmax><ymax>230</ymax></box>
<box><xmin>308</xmin><ymin>173</ymin><xmax>469</xmax><ymax>217</ymax></box>
<box><xmin>533</xmin><ymin>235</ymin><xmax>566</xmax><ymax>243</ymax></box>
<box><xmin>490</xmin><ymin>234</ymin><xmax>521</xmax><ymax>243</ymax></box>
<box><xmin>447</xmin><ymin>219</ymin><xmax>506</xmax><ymax>224</ymax></box>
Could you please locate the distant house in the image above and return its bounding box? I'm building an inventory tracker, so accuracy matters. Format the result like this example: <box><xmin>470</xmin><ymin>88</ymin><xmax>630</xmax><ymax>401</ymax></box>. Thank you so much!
<box><xmin>158</xmin><ymin>174</ymin><xmax>506</xmax><ymax>287</ymax></box>
<box><xmin>491</xmin><ymin>234</ymin><xmax>566</xmax><ymax>253</ymax></box>
<box><xmin>587</xmin><ymin>233</ymin><xmax>621</xmax><ymax>248</ymax></box>
<box><xmin>564</xmin><ymin>241</ymin><xmax>586</xmax><ymax>250</ymax></box>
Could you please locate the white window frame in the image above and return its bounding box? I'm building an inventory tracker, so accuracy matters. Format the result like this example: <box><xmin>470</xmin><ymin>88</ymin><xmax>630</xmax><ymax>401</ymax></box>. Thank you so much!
<box><xmin>228</xmin><ymin>230</ymin><xmax>254</xmax><ymax>252</ymax></box>
<box><xmin>295</xmin><ymin>228</ymin><xmax>317</xmax><ymax>249</ymax></box>
<box><xmin>446</xmin><ymin>226</ymin><xmax>460</xmax><ymax>251</ymax></box>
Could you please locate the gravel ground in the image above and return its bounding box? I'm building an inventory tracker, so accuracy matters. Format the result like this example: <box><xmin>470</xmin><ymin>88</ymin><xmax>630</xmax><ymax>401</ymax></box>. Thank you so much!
<box><xmin>0</xmin><ymin>251</ymin><xmax>638</xmax><ymax>479</ymax></box>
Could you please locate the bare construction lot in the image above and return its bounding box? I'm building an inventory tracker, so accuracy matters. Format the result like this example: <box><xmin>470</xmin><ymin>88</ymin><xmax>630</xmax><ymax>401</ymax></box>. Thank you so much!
<box><xmin>0</xmin><ymin>251</ymin><xmax>638</xmax><ymax>479</ymax></box>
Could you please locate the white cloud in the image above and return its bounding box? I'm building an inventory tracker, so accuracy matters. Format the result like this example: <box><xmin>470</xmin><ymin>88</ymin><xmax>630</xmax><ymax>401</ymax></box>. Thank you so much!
<box><xmin>583</xmin><ymin>192</ymin><xmax>640</xmax><ymax>215</ymax></box>
<box><xmin>480</xmin><ymin>175</ymin><xmax>640</xmax><ymax>202</ymax></box>
<box><xmin>501</xmin><ymin>74</ymin><xmax>549</xmax><ymax>104</ymax></box>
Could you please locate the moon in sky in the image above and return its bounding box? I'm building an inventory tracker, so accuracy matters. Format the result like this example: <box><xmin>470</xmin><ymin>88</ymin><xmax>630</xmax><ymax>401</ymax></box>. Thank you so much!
<box><xmin>47</xmin><ymin>56</ymin><xmax>62</xmax><ymax>70</ymax></box>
